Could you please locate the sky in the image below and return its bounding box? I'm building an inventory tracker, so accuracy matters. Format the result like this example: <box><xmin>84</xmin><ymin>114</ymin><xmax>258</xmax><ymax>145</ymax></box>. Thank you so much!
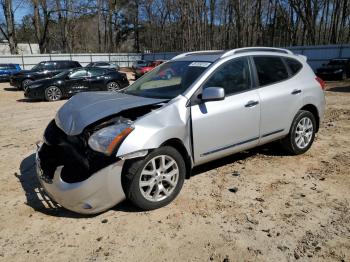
<box><xmin>12</xmin><ymin>0</ymin><xmax>31</xmax><ymax>24</ymax></box>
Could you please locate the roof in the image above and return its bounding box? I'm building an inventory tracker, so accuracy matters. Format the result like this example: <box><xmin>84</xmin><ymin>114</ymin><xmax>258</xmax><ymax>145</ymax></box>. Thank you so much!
<box><xmin>172</xmin><ymin>47</ymin><xmax>294</xmax><ymax>62</ymax></box>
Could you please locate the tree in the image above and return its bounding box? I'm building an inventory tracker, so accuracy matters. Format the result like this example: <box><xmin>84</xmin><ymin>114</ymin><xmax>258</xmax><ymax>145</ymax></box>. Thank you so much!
<box><xmin>0</xmin><ymin>0</ymin><xmax>18</xmax><ymax>54</ymax></box>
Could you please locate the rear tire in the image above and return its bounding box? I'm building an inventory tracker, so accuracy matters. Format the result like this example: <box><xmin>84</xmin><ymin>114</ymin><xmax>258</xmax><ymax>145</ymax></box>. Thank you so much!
<box><xmin>122</xmin><ymin>146</ymin><xmax>185</xmax><ymax>210</ymax></box>
<box><xmin>281</xmin><ymin>110</ymin><xmax>316</xmax><ymax>155</ymax></box>
<box><xmin>107</xmin><ymin>81</ymin><xmax>120</xmax><ymax>92</ymax></box>
<box><xmin>22</xmin><ymin>79</ymin><xmax>33</xmax><ymax>90</ymax></box>
<box><xmin>45</xmin><ymin>86</ymin><xmax>62</xmax><ymax>101</ymax></box>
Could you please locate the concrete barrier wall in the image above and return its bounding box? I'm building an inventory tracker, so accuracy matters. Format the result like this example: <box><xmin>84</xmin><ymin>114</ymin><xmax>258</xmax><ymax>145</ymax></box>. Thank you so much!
<box><xmin>0</xmin><ymin>44</ymin><xmax>349</xmax><ymax>71</ymax></box>
<box><xmin>0</xmin><ymin>53</ymin><xmax>142</xmax><ymax>70</ymax></box>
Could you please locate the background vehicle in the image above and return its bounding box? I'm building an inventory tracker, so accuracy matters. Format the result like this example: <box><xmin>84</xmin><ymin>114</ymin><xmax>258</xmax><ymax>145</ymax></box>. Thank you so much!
<box><xmin>24</xmin><ymin>67</ymin><xmax>128</xmax><ymax>101</ymax></box>
<box><xmin>132</xmin><ymin>60</ymin><xmax>151</xmax><ymax>71</ymax></box>
<box><xmin>86</xmin><ymin>61</ymin><xmax>120</xmax><ymax>71</ymax></box>
<box><xmin>36</xmin><ymin>47</ymin><xmax>325</xmax><ymax>214</ymax></box>
<box><xmin>10</xmin><ymin>60</ymin><xmax>81</xmax><ymax>90</ymax></box>
<box><xmin>0</xmin><ymin>64</ymin><xmax>21</xmax><ymax>82</ymax></box>
<box><xmin>316</xmin><ymin>58</ymin><xmax>350</xmax><ymax>80</ymax></box>
<box><xmin>134</xmin><ymin>60</ymin><xmax>165</xmax><ymax>79</ymax></box>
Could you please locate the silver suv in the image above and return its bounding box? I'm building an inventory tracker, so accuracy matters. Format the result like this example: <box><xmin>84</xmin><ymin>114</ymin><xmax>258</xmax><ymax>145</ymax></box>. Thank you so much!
<box><xmin>36</xmin><ymin>47</ymin><xmax>325</xmax><ymax>214</ymax></box>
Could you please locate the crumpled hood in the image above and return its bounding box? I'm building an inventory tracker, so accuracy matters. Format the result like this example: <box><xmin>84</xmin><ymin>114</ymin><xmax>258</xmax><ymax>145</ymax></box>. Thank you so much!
<box><xmin>55</xmin><ymin>92</ymin><xmax>166</xmax><ymax>136</ymax></box>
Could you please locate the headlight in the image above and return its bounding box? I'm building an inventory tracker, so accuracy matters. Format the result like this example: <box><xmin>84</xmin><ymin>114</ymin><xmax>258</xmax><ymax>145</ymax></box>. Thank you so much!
<box><xmin>88</xmin><ymin>122</ymin><xmax>134</xmax><ymax>156</ymax></box>
<box><xmin>334</xmin><ymin>69</ymin><xmax>343</xmax><ymax>73</ymax></box>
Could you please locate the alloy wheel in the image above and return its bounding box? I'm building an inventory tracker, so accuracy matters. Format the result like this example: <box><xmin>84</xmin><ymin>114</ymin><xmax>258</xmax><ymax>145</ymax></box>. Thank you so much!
<box><xmin>295</xmin><ymin>117</ymin><xmax>313</xmax><ymax>149</ymax></box>
<box><xmin>139</xmin><ymin>155</ymin><xmax>179</xmax><ymax>202</ymax></box>
<box><xmin>46</xmin><ymin>86</ymin><xmax>62</xmax><ymax>101</ymax></box>
<box><xmin>107</xmin><ymin>82</ymin><xmax>120</xmax><ymax>92</ymax></box>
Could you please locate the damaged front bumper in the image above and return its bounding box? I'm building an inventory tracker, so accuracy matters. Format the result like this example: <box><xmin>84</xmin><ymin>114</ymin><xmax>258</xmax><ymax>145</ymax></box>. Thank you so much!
<box><xmin>36</xmin><ymin>143</ymin><xmax>126</xmax><ymax>214</ymax></box>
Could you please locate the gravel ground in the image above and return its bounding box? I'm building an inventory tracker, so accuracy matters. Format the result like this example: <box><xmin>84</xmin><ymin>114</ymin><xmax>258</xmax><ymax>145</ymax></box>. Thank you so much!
<box><xmin>0</xmin><ymin>77</ymin><xmax>349</xmax><ymax>262</ymax></box>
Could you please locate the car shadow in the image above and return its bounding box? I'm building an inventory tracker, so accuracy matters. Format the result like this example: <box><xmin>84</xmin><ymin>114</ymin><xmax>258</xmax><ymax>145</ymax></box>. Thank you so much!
<box><xmin>18</xmin><ymin>153</ymin><xmax>141</xmax><ymax>218</ymax></box>
<box><xmin>326</xmin><ymin>85</ymin><xmax>350</xmax><ymax>93</ymax></box>
<box><xmin>18</xmin><ymin>143</ymin><xmax>286</xmax><ymax>217</ymax></box>
<box><xmin>17</xmin><ymin>98</ymin><xmax>43</xmax><ymax>103</ymax></box>
<box><xmin>4</xmin><ymin>87</ymin><xmax>19</xmax><ymax>91</ymax></box>
<box><xmin>192</xmin><ymin>142</ymin><xmax>286</xmax><ymax>177</ymax></box>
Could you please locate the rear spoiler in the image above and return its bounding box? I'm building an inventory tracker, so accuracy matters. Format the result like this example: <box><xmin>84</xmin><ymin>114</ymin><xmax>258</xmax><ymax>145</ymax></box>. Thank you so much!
<box><xmin>297</xmin><ymin>54</ymin><xmax>307</xmax><ymax>61</ymax></box>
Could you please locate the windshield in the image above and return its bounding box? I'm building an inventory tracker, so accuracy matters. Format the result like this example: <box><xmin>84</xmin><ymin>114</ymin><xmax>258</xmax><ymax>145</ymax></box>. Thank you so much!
<box><xmin>124</xmin><ymin>61</ymin><xmax>211</xmax><ymax>99</ymax></box>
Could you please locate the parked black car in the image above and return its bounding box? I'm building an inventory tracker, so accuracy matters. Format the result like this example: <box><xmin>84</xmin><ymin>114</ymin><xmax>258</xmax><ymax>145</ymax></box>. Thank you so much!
<box><xmin>10</xmin><ymin>60</ymin><xmax>81</xmax><ymax>89</ymax></box>
<box><xmin>24</xmin><ymin>67</ymin><xmax>129</xmax><ymax>101</ymax></box>
<box><xmin>316</xmin><ymin>58</ymin><xmax>350</xmax><ymax>80</ymax></box>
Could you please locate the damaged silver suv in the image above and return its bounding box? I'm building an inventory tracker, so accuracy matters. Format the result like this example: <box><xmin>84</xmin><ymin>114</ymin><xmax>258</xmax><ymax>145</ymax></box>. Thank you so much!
<box><xmin>36</xmin><ymin>47</ymin><xmax>326</xmax><ymax>214</ymax></box>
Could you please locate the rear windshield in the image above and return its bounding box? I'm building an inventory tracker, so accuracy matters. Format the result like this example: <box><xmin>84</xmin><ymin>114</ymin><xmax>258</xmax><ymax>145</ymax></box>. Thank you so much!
<box><xmin>124</xmin><ymin>61</ymin><xmax>211</xmax><ymax>99</ymax></box>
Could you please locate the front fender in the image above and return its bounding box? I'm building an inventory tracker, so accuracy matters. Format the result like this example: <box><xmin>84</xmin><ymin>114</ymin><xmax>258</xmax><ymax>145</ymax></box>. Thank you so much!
<box><xmin>116</xmin><ymin>96</ymin><xmax>192</xmax><ymax>159</ymax></box>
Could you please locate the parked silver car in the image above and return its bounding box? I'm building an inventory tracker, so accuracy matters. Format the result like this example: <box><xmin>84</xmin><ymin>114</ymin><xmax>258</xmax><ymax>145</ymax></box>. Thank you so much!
<box><xmin>36</xmin><ymin>47</ymin><xmax>325</xmax><ymax>214</ymax></box>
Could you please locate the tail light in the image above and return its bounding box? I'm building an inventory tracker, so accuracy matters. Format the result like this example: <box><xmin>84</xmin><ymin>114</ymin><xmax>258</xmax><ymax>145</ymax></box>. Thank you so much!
<box><xmin>316</xmin><ymin>76</ymin><xmax>326</xmax><ymax>90</ymax></box>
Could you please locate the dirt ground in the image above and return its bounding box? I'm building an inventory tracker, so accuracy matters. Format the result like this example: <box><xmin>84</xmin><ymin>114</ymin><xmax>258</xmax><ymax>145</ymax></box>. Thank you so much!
<box><xmin>0</xmin><ymin>77</ymin><xmax>349</xmax><ymax>262</ymax></box>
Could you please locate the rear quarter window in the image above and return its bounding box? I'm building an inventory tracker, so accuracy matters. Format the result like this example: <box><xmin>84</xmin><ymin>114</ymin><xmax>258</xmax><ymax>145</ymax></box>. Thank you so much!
<box><xmin>284</xmin><ymin>58</ymin><xmax>303</xmax><ymax>75</ymax></box>
<box><xmin>253</xmin><ymin>56</ymin><xmax>289</xmax><ymax>86</ymax></box>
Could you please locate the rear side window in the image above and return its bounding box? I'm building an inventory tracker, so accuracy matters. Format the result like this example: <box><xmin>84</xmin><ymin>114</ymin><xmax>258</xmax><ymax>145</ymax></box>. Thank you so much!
<box><xmin>253</xmin><ymin>56</ymin><xmax>289</xmax><ymax>86</ymax></box>
<box><xmin>285</xmin><ymin>58</ymin><xmax>302</xmax><ymax>75</ymax></box>
<box><xmin>43</xmin><ymin>62</ymin><xmax>56</xmax><ymax>70</ymax></box>
<box><xmin>96</xmin><ymin>62</ymin><xmax>109</xmax><ymax>66</ymax></box>
<box><xmin>88</xmin><ymin>68</ymin><xmax>106</xmax><ymax>77</ymax></box>
<box><xmin>203</xmin><ymin>57</ymin><xmax>251</xmax><ymax>95</ymax></box>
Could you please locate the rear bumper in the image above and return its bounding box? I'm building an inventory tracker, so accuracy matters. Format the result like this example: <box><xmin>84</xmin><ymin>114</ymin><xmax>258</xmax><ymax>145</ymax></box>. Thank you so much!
<box><xmin>0</xmin><ymin>75</ymin><xmax>10</xmax><ymax>81</ymax></box>
<box><xmin>10</xmin><ymin>77</ymin><xmax>22</xmax><ymax>88</ymax></box>
<box><xmin>36</xmin><ymin>143</ymin><xmax>126</xmax><ymax>214</ymax></box>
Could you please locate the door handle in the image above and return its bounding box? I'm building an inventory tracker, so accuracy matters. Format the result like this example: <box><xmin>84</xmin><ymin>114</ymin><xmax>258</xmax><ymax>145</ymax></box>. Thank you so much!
<box><xmin>291</xmin><ymin>89</ymin><xmax>302</xmax><ymax>95</ymax></box>
<box><xmin>245</xmin><ymin>100</ymin><xmax>259</xmax><ymax>108</ymax></box>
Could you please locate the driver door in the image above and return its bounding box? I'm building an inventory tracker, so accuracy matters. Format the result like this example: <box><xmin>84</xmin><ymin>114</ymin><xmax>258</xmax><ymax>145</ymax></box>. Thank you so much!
<box><xmin>191</xmin><ymin>57</ymin><xmax>261</xmax><ymax>165</ymax></box>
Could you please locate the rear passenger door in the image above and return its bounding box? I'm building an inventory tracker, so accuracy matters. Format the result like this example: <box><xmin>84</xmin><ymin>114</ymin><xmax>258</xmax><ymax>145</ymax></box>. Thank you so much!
<box><xmin>87</xmin><ymin>68</ymin><xmax>107</xmax><ymax>90</ymax></box>
<box><xmin>252</xmin><ymin>56</ymin><xmax>303</xmax><ymax>144</ymax></box>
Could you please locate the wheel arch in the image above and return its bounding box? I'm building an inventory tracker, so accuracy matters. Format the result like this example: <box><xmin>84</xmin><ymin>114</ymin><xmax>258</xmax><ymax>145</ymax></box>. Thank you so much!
<box><xmin>299</xmin><ymin>104</ymin><xmax>320</xmax><ymax>132</ymax></box>
<box><xmin>161</xmin><ymin>138</ymin><xmax>193</xmax><ymax>179</ymax></box>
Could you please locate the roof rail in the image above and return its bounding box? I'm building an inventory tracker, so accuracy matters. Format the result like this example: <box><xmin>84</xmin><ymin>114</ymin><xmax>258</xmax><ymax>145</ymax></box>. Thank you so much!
<box><xmin>171</xmin><ymin>50</ymin><xmax>223</xmax><ymax>60</ymax></box>
<box><xmin>221</xmin><ymin>47</ymin><xmax>293</xmax><ymax>58</ymax></box>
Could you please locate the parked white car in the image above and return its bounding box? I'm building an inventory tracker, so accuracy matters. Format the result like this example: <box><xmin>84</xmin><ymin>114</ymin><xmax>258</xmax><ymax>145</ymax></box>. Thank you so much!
<box><xmin>36</xmin><ymin>47</ymin><xmax>326</xmax><ymax>214</ymax></box>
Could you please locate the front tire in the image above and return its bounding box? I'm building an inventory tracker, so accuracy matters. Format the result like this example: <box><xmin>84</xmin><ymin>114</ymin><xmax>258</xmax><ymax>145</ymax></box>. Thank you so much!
<box><xmin>45</xmin><ymin>86</ymin><xmax>62</xmax><ymax>101</ymax></box>
<box><xmin>281</xmin><ymin>110</ymin><xmax>316</xmax><ymax>155</ymax></box>
<box><xmin>122</xmin><ymin>146</ymin><xmax>186</xmax><ymax>210</ymax></box>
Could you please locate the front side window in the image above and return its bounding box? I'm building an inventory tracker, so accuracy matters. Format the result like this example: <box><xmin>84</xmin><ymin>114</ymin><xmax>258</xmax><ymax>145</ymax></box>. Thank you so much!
<box><xmin>124</xmin><ymin>61</ymin><xmax>210</xmax><ymax>99</ymax></box>
<box><xmin>253</xmin><ymin>56</ymin><xmax>289</xmax><ymax>86</ymax></box>
<box><xmin>69</xmin><ymin>69</ymin><xmax>88</xmax><ymax>79</ymax></box>
<box><xmin>203</xmin><ymin>57</ymin><xmax>251</xmax><ymax>95</ymax></box>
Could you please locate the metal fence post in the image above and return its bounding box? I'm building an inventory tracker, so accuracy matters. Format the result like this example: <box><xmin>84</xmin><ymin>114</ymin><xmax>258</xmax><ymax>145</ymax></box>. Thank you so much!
<box><xmin>21</xmin><ymin>54</ymin><xmax>25</xmax><ymax>69</ymax></box>
<box><xmin>90</xmin><ymin>54</ymin><xmax>93</xmax><ymax>62</ymax></box>
<box><xmin>339</xmin><ymin>45</ymin><xmax>343</xmax><ymax>58</ymax></box>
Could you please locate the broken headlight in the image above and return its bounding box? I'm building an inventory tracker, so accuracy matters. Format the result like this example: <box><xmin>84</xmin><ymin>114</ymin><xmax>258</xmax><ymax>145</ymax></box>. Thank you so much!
<box><xmin>88</xmin><ymin>121</ymin><xmax>134</xmax><ymax>156</ymax></box>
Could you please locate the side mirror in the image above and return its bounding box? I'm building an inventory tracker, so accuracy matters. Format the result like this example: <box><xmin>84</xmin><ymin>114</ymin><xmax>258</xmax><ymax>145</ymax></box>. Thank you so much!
<box><xmin>201</xmin><ymin>87</ymin><xmax>225</xmax><ymax>102</ymax></box>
